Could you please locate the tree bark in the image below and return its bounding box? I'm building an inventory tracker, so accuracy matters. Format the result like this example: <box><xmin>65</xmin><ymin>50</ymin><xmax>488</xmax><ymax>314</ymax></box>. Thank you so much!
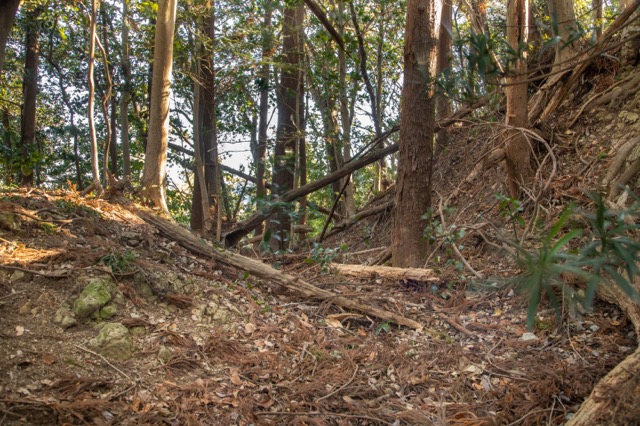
<box><xmin>190</xmin><ymin>71</ymin><xmax>210</xmax><ymax>232</ymax></box>
<box><xmin>593</xmin><ymin>0</ymin><xmax>602</xmax><ymax>39</ymax></box>
<box><xmin>333</xmin><ymin>263</ymin><xmax>437</xmax><ymax>282</ymax></box>
<box><xmin>19</xmin><ymin>8</ymin><xmax>42</xmax><ymax>187</ymax></box>
<box><xmin>86</xmin><ymin>0</ymin><xmax>103</xmax><ymax>194</ymax></box>
<box><xmin>0</xmin><ymin>0</ymin><xmax>21</xmax><ymax>73</ymax></box>
<box><xmin>254</xmin><ymin>1</ymin><xmax>273</xmax><ymax>237</ymax></box>
<box><xmin>547</xmin><ymin>0</ymin><xmax>578</xmax><ymax>72</ymax></box>
<box><xmin>140</xmin><ymin>0</ymin><xmax>177</xmax><ymax>213</ymax></box>
<box><xmin>391</xmin><ymin>0</ymin><xmax>441</xmax><ymax>268</ymax></box>
<box><xmin>120</xmin><ymin>0</ymin><xmax>131</xmax><ymax>178</ymax></box>
<box><xmin>436</xmin><ymin>0</ymin><xmax>453</xmax><ymax>150</ymax></box>
<box><xmin>338</xmin><ymin>0</ymin><xmax>356</xmax><ymax>217</ymax></box>
<box><xmin>268</xmin><ymin>3</ymin><xmax>305</xmax><ymax>251</ymax></box>
<box><xmin>505</xmin><ymin>0</ymin><xmax>532</xmax><ymax>199</ymax></box>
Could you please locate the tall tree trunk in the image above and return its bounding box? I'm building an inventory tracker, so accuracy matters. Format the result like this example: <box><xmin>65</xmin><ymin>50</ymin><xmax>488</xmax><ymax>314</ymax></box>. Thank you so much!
<box><xmin>593</xmin><ymin>0</ymin><xmax>602</xmax><ymax>39</ymax></box>
<box><xmin>190</xmin><ymin>79</ymin><xmax>210</xmax><ymax>232</ymax></box>
<box><xmin>121</xmin><ymin>0</ymin><xmax>131</xmax><ymax>178</ymax></box>
<box><xmin>0</xmin><ymin>0</ymin><xmax>21</xmax><ymax>73</ymax></box>
<box><xmin>109</xmin><ymin>96</ymin><xmax>118</xmax><ymax>176</ymax></box>
<box><xmin>140</xmin><ymin>0</ymin><xmax>177</xmax><ymax>212</ymax></box>
<box><xmin>547</xmin><ymin>0</ymin><xmax>578</xmax><ymax>72</ymax></box>
<box><xmin>87</xmin><ymin>0</ymin><xmax>103</xmax><ymax>194</ymax></box>
<box><xmin>20</xmin><ymin>8</ymin><xmax>42</xmax><ymax>187</ymax></box>
<box><xmin>392</xmin><ymin>0</ymin><xmax>441</xmax><ymax>268</ymax></box>
<box><xmin>254</xmin><ymin>1</ymin><xmax>273</xmax><ymax>237</ymax></box>
<box><xmin>505</xmin><ymin>0</ymin><xmax>532</xmax><ymax>199</ymax></box>
<box><xmin>338</xmin><ymin>0</ymin><xmax>356</xmax><ymax>216</ymax></box>
<box><xmin>436</xmin><ymin>0</ymin><xmax>453</xmax><ymax>150</ymax></box>
<box><xmin>350</xmin><ymin>1</ymin><xmax>386</xmax><ymax>192</ymax></box>
<box><xmin>200</xmin><ymin>2</ymin><xmax>222</xmax><ymax>239</ymax></box>
<box><xmin>269</xmin><ymin>3</ymin><xmax>304</xmax><ymax>251</ymax></box>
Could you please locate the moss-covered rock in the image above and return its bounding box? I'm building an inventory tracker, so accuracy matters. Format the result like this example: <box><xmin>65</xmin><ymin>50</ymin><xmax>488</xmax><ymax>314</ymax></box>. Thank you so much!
<box><xmin>73</xmin><ymin>278</ymin><xmax>114</xmax><ymax>319</ymax></box>
<box><xmin>99</xmin><ymin>305</ymin><xmax>118</xmax><ymax>319</ymax></box>
<box><xmin>54</xmin><ymin>303</ymin><xmax>77</xmax><ymax>329</ymax></box>
<box><xmin>90</xmin><ymin>323</ymin><xmax>134</xmax><ymax>361</ymax></box>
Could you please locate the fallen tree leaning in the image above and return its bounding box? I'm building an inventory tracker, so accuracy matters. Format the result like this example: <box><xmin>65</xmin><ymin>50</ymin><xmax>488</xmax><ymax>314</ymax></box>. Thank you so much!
<box><xmin>332</xmin><ymin>263</ymin><xmax>438</xmax><ymax>282</ymax></box>
<box><xmin>129</xmin><ymin>203</ymin><xmax>424</xmax><ymax>331</ymax></box>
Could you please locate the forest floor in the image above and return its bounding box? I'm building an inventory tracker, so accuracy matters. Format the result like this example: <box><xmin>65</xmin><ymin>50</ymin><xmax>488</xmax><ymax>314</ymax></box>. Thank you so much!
<box><xmin>1</xmin><ymin>65</ymin><xmax>640</xmax><ymax>425</ymax></box>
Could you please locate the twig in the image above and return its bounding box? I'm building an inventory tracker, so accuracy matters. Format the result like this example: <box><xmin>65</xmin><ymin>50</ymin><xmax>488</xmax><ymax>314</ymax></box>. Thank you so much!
<box><xmin>255</xmin><ymin>411</ymin><xmax>393</xmax><ymax>425</ymax></box>
<box><xmin>73</xmin><ymin>344</ymin><xmax>132</xmax><ymax>381</ymax></box>
<box><xmin>437</xmin><ymin>197</ymin><xmax>484</xmax><ymax>279</ymax></box>
<box><xmin>0</xmin><ymin>290</ymin><xmax>28</xmax><ymax>300</ymax></box>
<box><xmin>319</xmin><ymin>174</ymin><xmax>351</xmax><ymax>242</ymax></box>
<box><xmin>0</xmin><ymin>265</ymin><xmax>71</xmax><ymax>278</ymax></box>
<box><xmin>317</xmin><ymin>365</ymin><xmax>359</xmax><ymax>402</ymax></box>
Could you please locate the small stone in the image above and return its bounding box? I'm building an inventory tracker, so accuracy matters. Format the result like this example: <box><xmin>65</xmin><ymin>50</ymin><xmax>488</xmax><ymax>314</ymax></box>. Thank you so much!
<box><xmin>18</xmin><ymin>301</ymin><xmax>31</xmax><ymax>315</ymax></box>
<box><xmin>521</xmin><ymin>332</ymin><xmax>538</xmax><ymax>341</ymax></box>
<box><xmin>99</xmin><ymin>305</ymin><xmax>118</xmax><ymax>319</ymax></box>
<box><xmin>10</xmin><ymin>270</ymin><xmax>25</xmax><ymax>282</ymax></box>
<box><xmin>54</xmin><ymin>304</ymin><xmax>77</xmax><ymax>330</ymax></box>
<box><xmin>158</xmin><ymin>346</ymin><xmax>172</xmax><ymax>364</ymax></box>
<box><xmin>130</xmin><ymin>326</ymin><xmax>146</xmax><ymax>335</ymax></box>
<box><xmin>589</xmin><ymin>324</ymin><xmax>600</xmax><ymax>332</ymax></box>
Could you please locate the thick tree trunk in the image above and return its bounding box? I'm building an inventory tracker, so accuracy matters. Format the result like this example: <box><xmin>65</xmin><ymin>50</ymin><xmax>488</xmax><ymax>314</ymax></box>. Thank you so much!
<box><xmin>391</xmin><ymin>0</ymin><xmax>441</xmax><ymax>268</ymax></box>
<box><xmin>505</xmin><ymin>0</ymin><xmax>532</xmax><ymax>199</ymax></box>
<box><xmin>547</xmin><ymin>0</ymin><xmax>578</xmax><ymax>72</ymax></box>
<box><xmin>140</xmin><ymin>0</ymin><xmax>177</xmax><ymax>213</ymax></box>
<box><xmin>268</xmin><ymin>3</ymin><xmax>304</xmax><ymax>251</ymax></box>
<box><xmin>20</xmin><ymin>8</ymin><xmax>41</xmax><ymax>187</ymax></box>
<box><xmin>0</xmin><ymin>0</ymin><xmax>21</xmax><ymax>73</ymax></box>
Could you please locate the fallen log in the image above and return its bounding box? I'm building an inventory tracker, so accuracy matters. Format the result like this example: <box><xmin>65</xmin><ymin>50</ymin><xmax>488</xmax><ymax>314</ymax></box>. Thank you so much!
<box><xmin>332</xmin><ymin>263</ymin><xmax>438</xmax><ymax>282</ymax></box>
<box><xmin>129</xmin><ymin>203</ymin><xmax>424</xmax><ymax>331</ymax></box>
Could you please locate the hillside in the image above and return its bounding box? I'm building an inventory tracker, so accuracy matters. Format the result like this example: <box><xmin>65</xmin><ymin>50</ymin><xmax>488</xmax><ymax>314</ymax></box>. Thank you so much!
<box><xmin>1</xmin><ymin>62</ymin><xmax>640</xmax><ymax>425</ymax></box>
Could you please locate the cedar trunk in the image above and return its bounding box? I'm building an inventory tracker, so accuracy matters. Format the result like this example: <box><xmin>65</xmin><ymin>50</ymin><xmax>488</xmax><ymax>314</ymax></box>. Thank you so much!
<box><xmin>547</xmin><ymin>0</ymin><xmax>578</xmax><ymax>72</ymax></box>
<box><xmin>0</xmin><ymin>0</ymin><xmax>21</xmax><ymax>72</ymax></box>
<box><xmin>121</xmin><ymin>0</ymin><xmax>131</xmax><ymax>177</ymax></box>
<box><xmin>20</xmin><ymin>8</ymin><xmax>41</xmax><ymax>187</ymax></box>
<box><xmin>269</xmin><ymin>3</ymin><xmax>304</xmax><ymax>251</ymax></box>
<box><xmin>436</xmin><ymin>0</ymin><xmax>453</xmax><ymax>149</ymax></box>
<box><xmin>141</xmin><ymin>0</ymin><xmax>177</xmax><ymax>213</ymax></box>
<box><xmin>391</xmin><ymin>0</ymin><xmax>441</xmax><ymax>268</ymax></box>
<box><xmin>505</xmin><ymin>0</ymin><xmax>532</xmax><ymax>199</ymax></box>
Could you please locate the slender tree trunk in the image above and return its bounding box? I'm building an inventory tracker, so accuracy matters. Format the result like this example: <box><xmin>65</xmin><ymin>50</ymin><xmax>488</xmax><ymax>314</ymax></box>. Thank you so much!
<box><xmin>109</xmin><ymin>96</ymin><xmax>118</xmax><ymax>176</ymax></box>
<box><xmin>0</xmin><ymin>0</ymin><xmax>21</xmax><ymax>73</ymax></box>
<box><xmin>436</xmin><ymin>0</ymin><xmax>453</xmax><ymax>150</ymax></box>
<box><xmin>87</xmin><ymin>0</ymin><xmax>103</xmax><ymax>194</ymax></box>
<box><xmin>593</xmin><ymin>0</ymin><xmax>602</xmax><ymax>39</ymax></box>
<box><xmin>200</xmin><ymin>2</ymin><xmax>222</xmax><ymax>239</ymax></box>
<box><xmin>338</xmin><ymin>0</ymin><xmax>356</xmax><ymax>216</ymax></box>
<box><xmin>121</xmin><ymin>0</ymin><xmax>131</xmax><ymax>177</ymax></box>
<box><xmin>2</xmin><ymin>108</ymin><xmax>12</xmax><ymax>184</ymax></box>
<box><xmin>140</xmin><ymin>0</ymin><xmax>177</xmax><ymax>212</ymax></box>
<box><xmin>71</xmin><ymin>109</ymin><xmax>82</xmax><ymax>189</ymax></box>
<box><xmin>254</xmin><ymin>1</ymin><xmax>273</xmax><ymax>237</ymax></box>
<box><xmin>269</xmin><ymin>3</ymin><xmax>304</xmax><ymax>251</ymax></box>
<box><xmin>20</xmin><ymin>8</ymin><xmax>42</xmax><ymax>187</ymax></box>
<box><xmin>350</xmin><ymin>1</ymin><xmax>386</xmax><ymax>192</ymax></box>
<box><xmin>190</xmin><ymin>79</ymin><xmax>210</xmax><ymax>232</ymax></box>
<box><xmin>392</xmin><ymin>0</ymin><xmax>442</xmax><ymax>268</ymax></box>
<box><xmin>547</xmin><ymin>0</ymin><xmax>578</xmax><ymax>72</ymax></box>
<box><xmin>505</xmin><ymin>0</ymin><xmax>532</xmax><ymax>199</ymax></box>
